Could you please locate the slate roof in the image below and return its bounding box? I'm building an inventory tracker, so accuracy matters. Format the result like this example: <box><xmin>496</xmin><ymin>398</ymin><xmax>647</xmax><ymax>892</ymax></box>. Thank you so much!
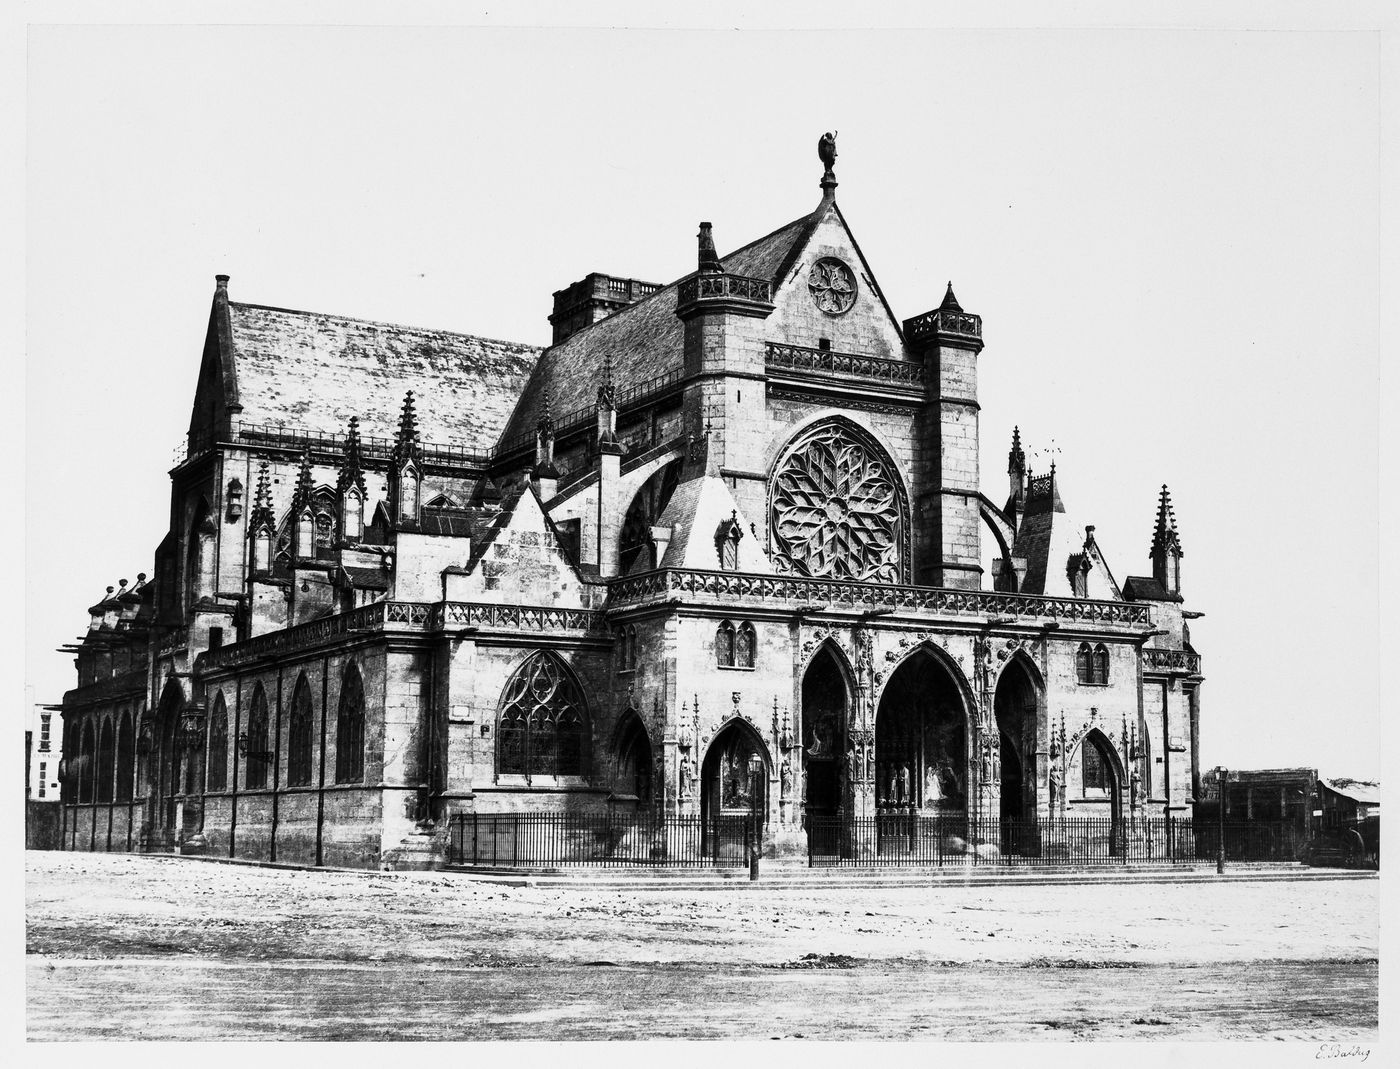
<box><xmin>225</xmin><ymin>302</ymin><xmax>542</xmax><ymax>453</ymax></box>
<box><xmin>495</xmin><ymin>208</ymin><xmax>822</xmax><ymax>453</ymax></box>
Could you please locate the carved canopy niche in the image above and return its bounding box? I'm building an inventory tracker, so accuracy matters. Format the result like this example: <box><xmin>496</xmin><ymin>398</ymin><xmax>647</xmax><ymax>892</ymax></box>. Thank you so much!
<box><xmin>769</xmin><ymin>420</ymin><xmax>909</xmax><ymax>583</ymax></box>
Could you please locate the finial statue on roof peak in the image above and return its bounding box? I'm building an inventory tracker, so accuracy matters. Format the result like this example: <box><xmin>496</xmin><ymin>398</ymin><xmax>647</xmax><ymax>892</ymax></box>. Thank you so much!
<box><xmin>697</xmin><ymin>222</ymin><xmax>722</xmax><ymax>273</ymax></box>
<box><xmin>818</xmin><ymin>131</ymin><xmax>838</xmax><ymax>196</ymax></box>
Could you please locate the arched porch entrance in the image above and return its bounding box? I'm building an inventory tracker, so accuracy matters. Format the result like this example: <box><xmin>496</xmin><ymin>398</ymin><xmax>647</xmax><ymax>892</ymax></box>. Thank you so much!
<box><xmin>875</xmin><ymin>649</ymin><xmax>969</xmax><ymax>814</ymax></box>
<box><xmin>800</xmin><ymin>645</ymin><xmax>849</xmax><ymax>820</ymax></box>
<box><xmin>700</xmin><ymin>720</ymin><xmax>768</xmax><ymax>859</ymax></box>
<box><xmin>994</xmin><ymin>657</ymin><xmax>1041</xmax><ymax>824</ymax></box>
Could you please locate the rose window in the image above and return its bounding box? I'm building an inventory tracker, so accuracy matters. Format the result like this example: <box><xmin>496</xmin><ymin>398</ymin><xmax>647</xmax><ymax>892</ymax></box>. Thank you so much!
<box><xmin>808</xmin><ymin>257</ymin><xmax>857</xmax><ymax>315</ymax></box>
<box><xmin>770</xmin><ymin>422</ymin><xmax>905</xmax><ymax>583</ymax></box>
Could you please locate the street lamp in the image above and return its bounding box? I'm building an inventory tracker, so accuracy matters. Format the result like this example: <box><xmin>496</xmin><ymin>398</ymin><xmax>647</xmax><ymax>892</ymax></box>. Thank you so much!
<box><xmin>1215</xmin><ymin>765</ymin><xmax>1228</xmax><ymax>874</ymax></box>
<box><xmin>748</xmin><ymin>753</ymin><xmax>764</xmax><ymax>882</ymax></box>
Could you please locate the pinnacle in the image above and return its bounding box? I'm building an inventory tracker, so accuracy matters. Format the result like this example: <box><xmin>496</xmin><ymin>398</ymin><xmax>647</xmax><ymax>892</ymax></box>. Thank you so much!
<box><xmin>939</xmin><ymin>281</ymin><xmax>963</xmax><ymax>313</ymax></box>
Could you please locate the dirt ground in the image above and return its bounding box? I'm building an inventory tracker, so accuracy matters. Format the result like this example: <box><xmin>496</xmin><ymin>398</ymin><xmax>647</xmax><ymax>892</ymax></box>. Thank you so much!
<box><xmin>25</xmin><ymin>852</ymin><xmax>1379</xmax><ymax>1041</ymax></box>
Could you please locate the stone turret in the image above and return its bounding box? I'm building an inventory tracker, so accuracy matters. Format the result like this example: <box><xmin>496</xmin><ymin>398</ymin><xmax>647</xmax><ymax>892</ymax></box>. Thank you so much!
<box><xmin>904</xmin><ymin>282</ymin><xmax>985</xmax><ymax>589</ymax></box>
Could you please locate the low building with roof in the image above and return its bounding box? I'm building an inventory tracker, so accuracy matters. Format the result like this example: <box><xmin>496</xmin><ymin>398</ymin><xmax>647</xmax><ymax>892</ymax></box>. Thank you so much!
<box><xmin>56</xmin><ymin>136</ymin><xmax>1206</xmax><ymax>868</ymax></box>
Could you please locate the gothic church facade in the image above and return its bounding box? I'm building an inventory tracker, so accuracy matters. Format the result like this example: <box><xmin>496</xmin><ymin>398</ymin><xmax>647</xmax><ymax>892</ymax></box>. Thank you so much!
<box><xmin>57</xmin><ymin>139</ymin><xmax>1203</xmax><ymax>867</ymax></box>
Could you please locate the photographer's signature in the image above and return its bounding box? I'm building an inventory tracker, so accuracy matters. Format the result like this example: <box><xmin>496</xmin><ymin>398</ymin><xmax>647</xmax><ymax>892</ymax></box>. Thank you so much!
<box><xmin>1317</xmin><ymin>1044</ymin><xmax>1369</xmax><ymax>1062</ymax></box>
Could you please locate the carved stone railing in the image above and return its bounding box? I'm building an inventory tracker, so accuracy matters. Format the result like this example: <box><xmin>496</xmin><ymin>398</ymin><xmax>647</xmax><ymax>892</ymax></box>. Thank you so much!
<box><xmin>904</xmin><ymin>308</ymin><xmax>983</xmax><ymax>344</ymax></box>
<box><xmin>435</xmin><ymin>602</ymin><xmax>609</xmax><ymax>634</ymax></box>
<box><xmin>1143</xmin><ymin>647</ymin><xmax>1203</xmax><ymax>674</ymax></box>
<box><xmin>766</xmin><ymin>342</ymin><xmax>924</xmax><ymax>389</ymax></box>
<box><xmin>606</xmin><ymin>569</ymin><xmax>1152</xmax><ymax>626</ymax></box>
<box><xmin>157</xmin><ymin>627</ymin><xmax>189</xmax><ymax>656</ymax></box>
<box><xmin>676</xmin><ymin>272</ymin><xmax>773</xmax><ymax>309</ymax></box>
<box><xmin>200</xmin><ymin>599</ymin><xmax>609</xmax><ymax>671</ymax></box>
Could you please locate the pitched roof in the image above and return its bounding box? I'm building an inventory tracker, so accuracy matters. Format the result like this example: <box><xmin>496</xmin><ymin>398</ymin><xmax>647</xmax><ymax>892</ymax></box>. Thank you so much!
<box><xmin>495</xmin><ymin>208</ymin><xmax>823</xmax><ymax>454</ymax></box>
<box><xmin>224</xmin><ymin>301</ymin><xmax>542</xmax><ymax>453</ymax></box>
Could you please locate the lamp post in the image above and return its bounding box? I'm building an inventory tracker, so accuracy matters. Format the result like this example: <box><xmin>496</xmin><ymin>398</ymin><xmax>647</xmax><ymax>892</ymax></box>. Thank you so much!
<box><xmin>748</xmin><ymin>753</ymin><xmax>763</xmax><ymax>882</ymax></box>
<box><xmin>1216</xmin><ymin>765</ymin><xmax>1228</xmax><ymax>875</ymax></box>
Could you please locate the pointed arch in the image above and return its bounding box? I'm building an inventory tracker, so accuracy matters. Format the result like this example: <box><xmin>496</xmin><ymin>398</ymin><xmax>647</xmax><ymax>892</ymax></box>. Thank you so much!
<box><xmin>993</xmin><ymin>652</ymin><xmax>1043</xmax><ymax>824</ymax></box>
<box><xmin>875</xmin><ymin>644</ymin><xmax>975</xmax><ymax>812</ymax></box>
<box><xmin>767</xmin><ymin>415</ymin><xmax>911</xmax><ymax>584</ymax></box>
<box><xmin>801</xmin><ymin>639</ymin><xmax>852</xmax><ymax>819</ymax></box>
<box><xmin>207</xmin><ymin>692</ymin><xmax>229</xmax><ymax>793</ymax></box>
<box><xmin>699</xmin><ymin>716</ymin><xmax>773</xmax><ymax>831</ymax></box>
<box><xmin>246</xmin><ymin>683</ymin><xmax>270</xmax><ymax>789</ymax></box>
<box><xmin>335</xmin><ymin>661</ymin><xmax>366</xmax><ymax>784</ymax></box>
<box><xmin>619</xmin><ymin>458</ymin><xmax>682</xmax><ymax>574</ymax></box>
<box><xmin>115</xmin><ymin>709</ymin><xmax>134</xmax><ymax>802</ymax></box>
<box><xmin>1071</xmin><ymin>727</ymin><xmax>1126</xmax><ymax>796</ymax></box>
<box><xmin>495</xmin><ymin>652</ymin><xmax>592</xmax><ymax>780</ymax></box>
<box><xmin>612</xmin><ymin>707</ymin><xmax>653</xmax><ymax>803</ymax></box>
<box><xmin>715</xmin><ymin>620</ymin><xmax>736</xmax><ymax>667</ymax></box>
<box><xmin>186</xmin><ymin>497</ymin><xmax>216</xmax><ymax>607</ymax></box>
<box><xmin>287</xmin><ymin>672</ymin><xmax>315</xmax><ymax>787</ymax></box>
<box><xmin>78</xmin><ymin>720</ymin><xmax>95</xmax><ymax>803</ymax></box>
<box><xmin>96</xmin><ymin>716</ymin><xmax>115</xmax><ymax>802</ymax></box>
<box><xmin>876</xmin><ymin>641</ymin><xmax>977</xmax><ymax>718</ymax></box>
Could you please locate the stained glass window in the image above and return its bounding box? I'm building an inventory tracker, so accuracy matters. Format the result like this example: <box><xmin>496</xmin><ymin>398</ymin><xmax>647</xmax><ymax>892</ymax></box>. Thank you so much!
<box><xmin>497</xmin><ymin>654</ymin><xmax>589</xmax><ymax>778</ymax></box>
<box><xmin>770</xmin><ymin>421</ymin><xmax>906</xmax><ymax>583</ymax></box>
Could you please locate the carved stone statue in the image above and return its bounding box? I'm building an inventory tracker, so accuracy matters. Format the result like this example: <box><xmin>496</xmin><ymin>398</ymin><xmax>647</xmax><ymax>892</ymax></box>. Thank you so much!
<box><xmin>818</xmin><ymin>131</ymin><xmax>837</xmax><ymax>176</ymax></box>
<box><xmin>678</xmin><ymin>755</ymin><xmax>692</xmax><ymax>799</ymax></box>
<box><xmin>1049</xmin><ymin>763</ymin><xmax>1064</xmax><ymax>810</ymax></box>
<box><xmin>925</xmin><ymin>763</ymin><xmax>943</xmax><ymax>806</ymax></box>
<box><xmin>896</xmin><ymin>763</ymin><xmax>910</xmax><ymax>805</ymax></box>
<box><xmin>780</xmin><ymin>759</ymin><xmax>792</xmax><ymax>799</ymax></box>
<box><xmin>1130</xmin><ymin>764</ymin><xmax>1142</xmax><ymax>807</ymax></box>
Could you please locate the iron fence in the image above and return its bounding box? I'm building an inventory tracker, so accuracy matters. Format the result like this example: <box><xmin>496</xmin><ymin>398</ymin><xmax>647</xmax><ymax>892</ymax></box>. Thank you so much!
<box><xmin>445</xmin><ymin>812</ymin><xmax>754</xmax><ymax>868</ymax></box>
<box><xmin>806</xmin><ymin>814</ymin><xmax>1299</xmax><ymax>867</ymax></box>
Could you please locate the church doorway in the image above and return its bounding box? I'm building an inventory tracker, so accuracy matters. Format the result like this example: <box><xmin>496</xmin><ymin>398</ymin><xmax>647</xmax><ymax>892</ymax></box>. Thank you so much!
<box><xmin>874</xmin><ymin>650</ymin><xmax>968</xmax><ymax>814</ymax></box>
<box><xmin>700</xmin><ymin>720</ymin><xmax>767</xmax><ymax>859</ymax></box>
<box><xmin>801</xmin><ymin>646</ymin><xmax>847</xmax><ymax>820</ymax></box>
<box><xmin>994</xmin><ymin>657</ymin><xmax>1039</xmax><ymax>825</ymax></box>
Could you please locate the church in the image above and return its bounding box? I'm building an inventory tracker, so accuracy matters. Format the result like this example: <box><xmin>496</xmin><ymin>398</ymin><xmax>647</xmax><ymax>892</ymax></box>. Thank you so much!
<box><xmin>57</xmin><ymin>135</ymin><xmax>1204</xmax><ymax>868</ymax></box>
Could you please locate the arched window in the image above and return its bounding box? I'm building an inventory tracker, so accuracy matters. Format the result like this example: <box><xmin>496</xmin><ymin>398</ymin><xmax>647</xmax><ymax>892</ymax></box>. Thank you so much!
<box><xmin>246</xmin><ymin>685</ymin><xmax>270</xmax><ymax>790</ymax></box>
<box><xmin>335</xmin><ymin>663</ymin><xmax>366</xmax><ymax>784</ymax></box>
<box><xmin>207</xmin><ymin>693</ymin><xmax>228</xmax><ymax>793</ymax></box>
<box><xmin>115</xmin><ymin>710</ymin><xmax>134</xmax><ymax>802</ymax></box>
<box><xmin>1082</xmin><ymin>736</ymin><xmax>1113</xmax><ymax>795</ymax></box>
<box><xmin>716</xmin><ymin>621</ymin><xmax>736</xmax><ymax>667</ymax></box>
<box><xmin>342</xmin><ymin>489</ymin><xmax>364</xmax><ymax>542</ymax></box>
<box><xmin>1075</xmin><ymin>643</ymin><xmax>1092</xmax><ymax>684</ymax></box>
<box><xmin>496</xmin><ymin>653</ymin><xmax>590</xmax><ymax>779</ymax></box>
<box><xmin>78</xmin><ymin>721</ymin><xmax>95</xmax><ymax>803</ymax></box>
<box><xmin>287</xmin><ymin>674</ymin><xmax>314</xmax><ymax>787</ymax></box>
<box><xmin>96</xmin><ymin>717</ymin><xmax>115</xmax><ymax>803</ymax></box>
<box><xmin>720</xmin><ymin>525</ymin><xmax>741</xmax><ymax>570</ymax></box>
<box><xmin>736</xmin><ymin>622</ymin><xmax>756</xmax><ymax>669</ymax></box>
<box><xmin>1091</xmin><ymin>644</ymin><xmax>1110</xmax><ymax>685</ymax></box>
<box><xmin>398</xmin><ymin>465</ymin><xmax>419</xmax><ymax>522</ymax></box>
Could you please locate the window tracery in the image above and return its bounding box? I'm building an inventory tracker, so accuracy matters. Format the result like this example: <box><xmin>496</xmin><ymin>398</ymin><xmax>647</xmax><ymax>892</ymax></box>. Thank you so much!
<box><xmin>335</xmin><ymin>663</ymin><xmax>365</xmax><ymax>784</ymax></box>
<box><xmin>770</xmin><ymin>421</ymin><xmax>907</xmax><ymax>583</ymax></box>
<box><xmin>497</xmin><ymin>653</ymin><xmax>589</xmax><ymax>779</ymax></box>
<box><xmin>288</xmin><ymin>675</ymin><xmax>314</xmax><ymax>787</ymax></box>
<box><xmin>207</xmin><ymin>694</ymin><xmax>228</xmax><ymax>792</ymax></box>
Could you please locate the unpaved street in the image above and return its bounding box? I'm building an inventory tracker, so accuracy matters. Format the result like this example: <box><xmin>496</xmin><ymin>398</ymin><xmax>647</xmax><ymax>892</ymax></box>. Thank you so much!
<box><xmin>26</xmin><ymin>853</ymin><xmax>1378</xmax><ymax>1041</ymax></box>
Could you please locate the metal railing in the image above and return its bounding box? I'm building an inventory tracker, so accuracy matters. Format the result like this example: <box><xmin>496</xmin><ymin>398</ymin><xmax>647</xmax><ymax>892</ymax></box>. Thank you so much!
<box><xmin>806</xmin><ymin>814</ymin><xmax>1298</xmax><ymax>867</ymax></box>
<box><xmin>445</xmin><ymin>812</ymin><xmax>753</xmax><ymax>868</ymax></box>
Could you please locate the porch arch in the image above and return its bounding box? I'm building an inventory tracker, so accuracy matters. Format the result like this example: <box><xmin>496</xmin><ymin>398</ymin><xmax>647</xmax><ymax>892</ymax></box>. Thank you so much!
<box><xmin>874</xmin><ymin>645</ymin><xmax>974</xmax><ymax>812</ymax></box>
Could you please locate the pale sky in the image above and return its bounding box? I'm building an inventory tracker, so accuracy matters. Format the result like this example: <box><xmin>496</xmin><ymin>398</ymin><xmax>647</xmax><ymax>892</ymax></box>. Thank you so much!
<box><xmin>18</xmin><ymin>10</ymin><xmax>1389</xmax><ymax>782</ymax></box>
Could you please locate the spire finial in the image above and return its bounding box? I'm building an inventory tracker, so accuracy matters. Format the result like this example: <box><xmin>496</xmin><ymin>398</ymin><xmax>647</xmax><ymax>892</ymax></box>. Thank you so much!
<box><xmin>538</xmin><ymin>384</ymin><xmax>555</xmax><ymax>436</ymax></box>
<box><xmin>1151</xmin><ymin>484</ymin><xmax>1183</xmax><ymax>556</ymax></box>
<box><xmin>338</xmin><ymin>416</ymin><xmax>367</xmax><ymax>497</ymax></box>
<box><xmin>392</xmin><ymin>391</ymin><xmax>422</xmax><ymax>468</ymax></box>
<box><xmin>939</xmin><ymin>281</ymin><xmax>963</xmax><ymax>313</ymax></box>
<box><xmin>697</xmin><ymin>222</ymin><xmax>722</xmax><ymax>273</ymax></box>
<box><xmin>251</xmin><ymin>460</ymin><xmax>275</xmax><ymax>530</ymax></box>
<box><xmin>293</xmin><ymin>447</ymin><xmax>315</xmax><ymax>511</ymax></box>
